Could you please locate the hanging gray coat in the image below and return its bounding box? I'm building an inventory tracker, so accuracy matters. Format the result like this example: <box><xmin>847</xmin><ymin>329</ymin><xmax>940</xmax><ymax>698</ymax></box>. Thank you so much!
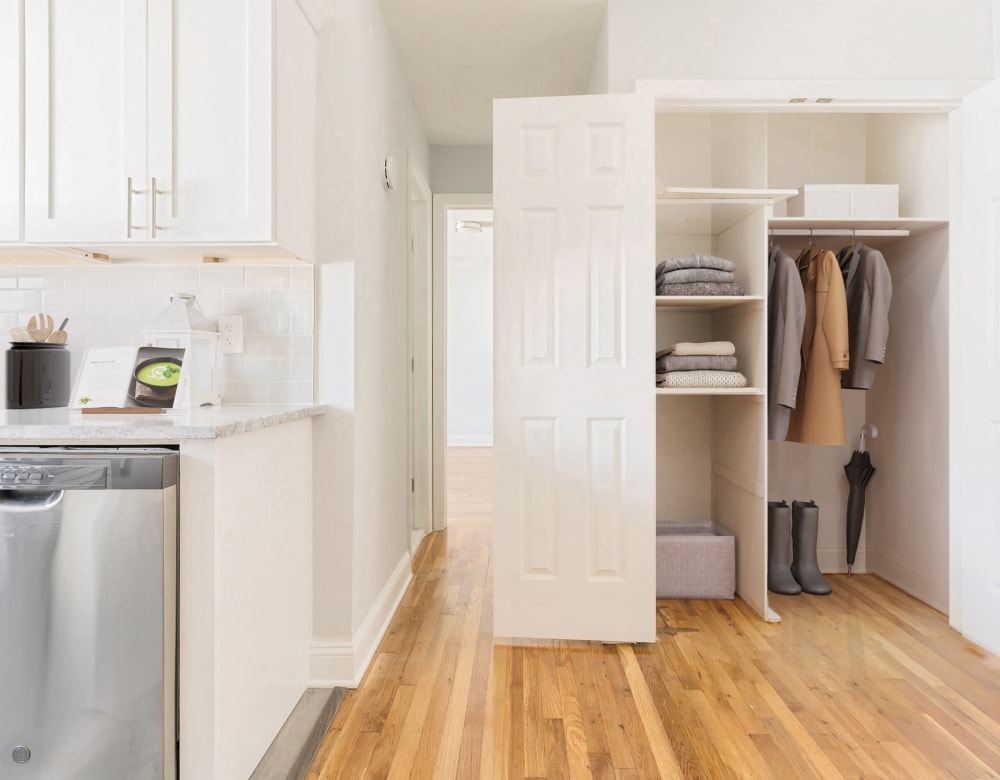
<box><xmin>838</xmin><ymin>243</ymin><xmax>893</xmax><ymax>390</ymax></box>
<box><xmin>767</xmin><ymin>246</ymin><xmax>806</xmax><ymax>441</ymax></box>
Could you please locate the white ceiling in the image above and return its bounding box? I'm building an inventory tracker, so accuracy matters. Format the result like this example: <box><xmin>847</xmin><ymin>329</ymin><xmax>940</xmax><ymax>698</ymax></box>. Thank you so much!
<box><xmin>378</xmin><ymin>0</ymin><xmax>608</xmax><ymax>146</ymax></box>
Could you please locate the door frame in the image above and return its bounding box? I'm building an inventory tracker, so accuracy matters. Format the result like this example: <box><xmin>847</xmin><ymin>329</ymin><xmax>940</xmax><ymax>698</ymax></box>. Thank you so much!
<box><xmin>408</xmin><ymin>156</ymin><xmax>432</xmax><ymax>554</ymax></box>
<box><xmin>431</xmin><ymin>192</ymin><xmax>493</xmax><ymax>532</ymax></box>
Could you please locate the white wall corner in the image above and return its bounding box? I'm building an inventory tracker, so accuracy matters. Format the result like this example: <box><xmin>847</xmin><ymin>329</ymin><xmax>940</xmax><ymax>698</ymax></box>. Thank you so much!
<box><xmin>586</xmin><ymin>9</ymin><xmax>610</xmax><ymax>95</ymax></box>
<box><xmin>309</xmin><ymin>549</ymin><xmax>413</xmax><ymax>687</ymax></box>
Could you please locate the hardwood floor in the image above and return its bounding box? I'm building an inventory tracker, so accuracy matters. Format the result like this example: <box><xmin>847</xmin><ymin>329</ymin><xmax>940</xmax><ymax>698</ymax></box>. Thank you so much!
<box><xmin>308</xmin><ymin>447</ymin><xmax>1000</xmax><ymax>779</ymax></box>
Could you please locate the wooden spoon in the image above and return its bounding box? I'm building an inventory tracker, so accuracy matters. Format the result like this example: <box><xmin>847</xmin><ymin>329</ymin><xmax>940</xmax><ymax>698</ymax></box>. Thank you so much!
<box><xmin>9</xmin><ymin>325</ymin><xmax>32</xmax><ymax>343</ymax></box>
<box><xmin>25</xmin><ymin>314</ymin><xmax>40</xmax><ymax>341</ymax></box>
<box><xmin>34</xmin><ymin>313</ymin><xmax>54</xmax><ymax>342</ymax></box>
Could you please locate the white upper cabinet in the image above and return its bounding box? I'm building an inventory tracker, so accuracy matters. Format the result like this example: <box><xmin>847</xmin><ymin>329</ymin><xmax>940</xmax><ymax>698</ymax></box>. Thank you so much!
<box><xmin>0</xmin><ymin>0</ymin><xmax>22</xmax><ymax>242</ymax></box>
<box><xmin>24</xmin><ymin>0</ymin><xmax>315</xmax><ymax>259</ymax></box>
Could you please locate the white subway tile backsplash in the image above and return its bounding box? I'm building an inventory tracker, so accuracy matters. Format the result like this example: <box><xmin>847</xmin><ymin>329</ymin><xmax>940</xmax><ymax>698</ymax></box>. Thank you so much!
<box><xmin>267</xmin><ymin>381</ymin><xmax>313</xmax><ymax>405</ymax></box>
<box><xmin>0</xmin><ymin>290</ymin><xmax>42</xmax><ymax>313</ymax></box>
<box><xmin>244</xmin><ymin>313</ymin><xmax>286</xmax><ymax>336</ymax></box>
<box><xmin>108</xmin><ymin>266</ymin><xmax>157</xmax><ymax>289</ymax></box>
<box><xmin>199</xmin><ymin>265</ymin><xmax>245</xmax><ymax>288</ymax></box>
<box><xmin>41</xmin><ymin>289</ymin><xmax>88</xmax><ymax>316</ymax></box>
<box><xmin>222</xmin><ymin>289</ymin><xmax>269</xmax><ymax>313</ymax></box>
<box><xmin>244</xmin><ymin>357</ymin><xmax>290</xmax><ymax>382</ymax></box>
<box><xmin>153</xmin><ymin>266</ymin><xmax>200</xmax><ymax>291</ymax></box>
<box><xmin>63</xmin><ymin>267</ymin><xmax>110</xmax><ymax>289</ymax></box>
<box><xmin>0</xmin><ymin>263</ymin><xmax>314</xmax><ymax>406</ymax></box>
<box><xmin>268</xmin><ymin>289</ymin><xmax>312</xmax><ymax>313</ymax></box>
<box><xmin>219</xmin><ymin>381</ymin><xmax>268</xmax><ymax>404</ymax></box>
<box><xmin>87</xmin><ymin>289</ymin><xmax>133</xmax><ymax>314</ymax></box>
<box><xmin>289</xmin><ymin>266</ymin><xmax>313</xmax><ymax>290</ymax></box>
<box><xmin>245</xmin><ymin>266</ymin><xmax>290</xmax><ymax>289</ymax></box>
<box><xmin>18</xmin><ymin>267</ymin><xmax>64</xmax><ymax>290</ymax></box>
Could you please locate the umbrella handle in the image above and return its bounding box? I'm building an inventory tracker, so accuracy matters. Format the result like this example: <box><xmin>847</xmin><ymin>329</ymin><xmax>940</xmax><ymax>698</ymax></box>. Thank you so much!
<box><xmin>858</xmin><ymin>423</ymin><xmax>878</xmax><ymax>453</ymax></box>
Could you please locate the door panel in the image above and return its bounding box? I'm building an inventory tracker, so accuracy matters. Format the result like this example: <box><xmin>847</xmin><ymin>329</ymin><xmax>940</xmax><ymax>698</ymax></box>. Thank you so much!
<box><xmin>24</xmin><ymin>0</ymin><xmax>146</xmax><ymax>242</ymax></box>
<box><xmin>493</xmin><ymin>94</ymin><xmax>655</xmax><ymax>642</ymax></box>
<box><xmin>951</xmin><ymin>79</ymin><xmax>1000</xmax><ymax>654</ymax></box>
<box><xmin>0</xmin><ymin>0</ymin><xmax>19</xmax><ymax>241</ymax></box>
<box><xmin>149</xmin><ymin>0</ymin><xmax>272</xmax><ymax>242</ymax></box>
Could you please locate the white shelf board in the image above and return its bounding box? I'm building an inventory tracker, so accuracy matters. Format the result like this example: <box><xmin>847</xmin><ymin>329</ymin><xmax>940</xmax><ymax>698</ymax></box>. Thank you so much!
<box><xmin>768</xmin><ymin>217</ymin><xmax>948</xmax><ymax>237</ymax></box>
<box><xmin>656</xmin><ymin>295</ymin><xmax>763</xmax><ymax>311</ymax></box>
<box><xmin>655</xmin><ymin>387</ymin><xmax>764</xmax><ymax>396</ymax></box>
<box><xmin>658</xmin><ymin>187</ymin><xmax>799</xmax><ymax>202</ymax></box>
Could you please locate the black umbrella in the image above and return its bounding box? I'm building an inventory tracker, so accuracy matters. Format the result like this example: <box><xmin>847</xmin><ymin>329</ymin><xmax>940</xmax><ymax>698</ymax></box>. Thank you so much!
<box><xmin>844</xmin><ymin>427</ymin><xmax>877</xmax><ymax>575</ymax></box>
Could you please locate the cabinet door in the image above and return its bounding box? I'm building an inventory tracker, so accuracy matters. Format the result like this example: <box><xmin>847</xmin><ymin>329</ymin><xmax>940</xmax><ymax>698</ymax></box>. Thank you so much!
<box><xmin>23</xmin><ymin>0</ymin><xmax>147</xmax><ymax>242</ymax></box>
<box><xmin>951</xmin><ymin>78</ymin><xmax>1000</xmax><ymax>656</ymax></box>
<box><xmin>493</xmin><ymin>93</ymin><xmax>656</xmax><ymax>642</ymax></box>
<box><xmin>147</xmin><ymin>0</ymin><xmax>273</xmax><ymax>243</ymax></box>
<box><xmin>0</xmin><ymin>0</ymin><xmax>19</xmax><ymax>241</ymax></box>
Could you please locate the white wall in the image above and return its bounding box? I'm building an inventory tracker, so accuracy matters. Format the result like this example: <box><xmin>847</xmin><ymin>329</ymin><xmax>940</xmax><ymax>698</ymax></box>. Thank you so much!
<box><xmin>0</xmin><ymin>262</ymin><xmax>313</xmax><ymax>405</ymax></box>
<box><xmin>446</xmin><ymin>209</ymin><xmax>493</xmax><ymax>446</ymax></box>
<box><xmin>586</xmin><ymin>9</ymin><xmax>608</xmax><ymax>95</ymax></box>
<box><xmin>606</xmin><ymin>0</ymin><xmax>995</xmax><ymax>91</ymax></box>
<box><xmin>429</xmin><ymin>145</ymin><xmax>493</xmax><ymax>193</ymax></box>
<box><xmin>311</xmin><ymin>0</ymin><xmax>430</xmax><ymax>684</ymax></box>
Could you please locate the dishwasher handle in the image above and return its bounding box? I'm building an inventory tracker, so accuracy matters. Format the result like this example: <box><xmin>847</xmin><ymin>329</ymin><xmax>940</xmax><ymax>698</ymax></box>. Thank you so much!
<box><xmin>0</xmin><ymin>489</ymin><xmax>65</xmax><ymax>512</ymax></box>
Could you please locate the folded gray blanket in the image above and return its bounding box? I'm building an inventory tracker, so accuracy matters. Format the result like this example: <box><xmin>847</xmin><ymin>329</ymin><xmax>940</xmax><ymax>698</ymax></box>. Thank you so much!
<box><xmin>655</xmin><ymin>254</ymin><xmax>736</xmax><ymax>274</ymax></box>
<box><xmin>657</xmin><ymin>268</ymin><xmax>734</xmax><ymax>284</ymax></box>
<box><xmin>657</xmin><ymin>354</ymin><xmax>738</xmax><ymax>373</ymax></box>
<box><xmin>656</xmin><ymin>281</ymin><xmax>745</xmax><ymax>296</ymax></box>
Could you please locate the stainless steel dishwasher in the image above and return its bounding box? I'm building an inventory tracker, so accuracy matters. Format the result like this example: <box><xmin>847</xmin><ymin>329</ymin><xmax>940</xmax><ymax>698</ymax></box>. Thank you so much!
<box><xmin>0</xmin><ymin>447</ymin><xmax>178</xmax><ymax>780</ymax></box>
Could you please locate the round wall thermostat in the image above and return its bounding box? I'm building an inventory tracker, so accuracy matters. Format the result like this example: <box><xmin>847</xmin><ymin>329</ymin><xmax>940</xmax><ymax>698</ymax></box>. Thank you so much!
<box><xmin>383</xmin><ymin>154</ymin><xmax>398</xmax><ymax>191</ymax></box>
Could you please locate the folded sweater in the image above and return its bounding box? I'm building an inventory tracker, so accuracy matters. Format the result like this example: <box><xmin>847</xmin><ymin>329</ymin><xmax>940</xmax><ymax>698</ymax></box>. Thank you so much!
<box><xmin>657</xmin><ymin>354</ymin><xmax>738</xmax><ymax>373</ymax></box>
<box><xmin>655</xmin><ymin>254</ymin><xmax>736</xmax><ymax>274</ymax></box>
<box><xmin>657</xmin><ymin>268</ymin><xmax>734</xmax><ymax>284</ymax></box>
<box><xmin>657</xmin><ymin>281</ymin><xmax>745</xmax><ymax>297</ymax></box>
<box><xmin>669</xmin><ymin>341</ymin><xmax>736</xmax><ymax>357</ymax></box>
<box><xmin>662</xmin><ymin>370</ymin><xmax>748</xmax><ymax>389</ymax></box>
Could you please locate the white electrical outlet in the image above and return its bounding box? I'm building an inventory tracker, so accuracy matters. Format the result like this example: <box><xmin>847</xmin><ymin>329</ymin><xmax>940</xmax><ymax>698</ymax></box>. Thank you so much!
<box><xmin>217</xmin><ymin>314</ymin><xmax>245</xmax><ymax>354</ymax></box>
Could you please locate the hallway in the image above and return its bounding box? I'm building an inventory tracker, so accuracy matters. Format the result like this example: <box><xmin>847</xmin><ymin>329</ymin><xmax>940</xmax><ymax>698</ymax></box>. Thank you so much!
<box><xmin>308</xmin><ymin>448</ymin><xmax>1000</xmax><ymax>778</ymax></box>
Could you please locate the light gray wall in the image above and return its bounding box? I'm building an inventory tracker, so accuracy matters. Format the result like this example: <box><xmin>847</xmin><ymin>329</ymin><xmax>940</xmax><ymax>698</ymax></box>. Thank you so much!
<box><xmin>606</xmin><ymin>0</ymin><xmax>995</xmax><ymax>90</ymax></box>
<box><xmin>313</xmin><ymin>0</ymin><xmax>429</xmax><ymax>659</ymax></box>
<box><xmin>430</xmin><ymin>145</ymin><xmax>493</xmax><ymax>193</ymax></box>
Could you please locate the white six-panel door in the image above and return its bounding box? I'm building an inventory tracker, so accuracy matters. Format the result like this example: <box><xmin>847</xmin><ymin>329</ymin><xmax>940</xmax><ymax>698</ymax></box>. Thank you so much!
<box><xmin>493</xmin><ymin>93</ymin><xmax>655</xmax><ymax>642</ymax></box>
<box><xmin>23</xmin><ymin>0</ymin><xmax>147</xmax><ymax>242</ymax></box>
<box><xmin>951</xmin><ymin>78</ymin><xmax>1000</xmax><ymax>656</ymax></box>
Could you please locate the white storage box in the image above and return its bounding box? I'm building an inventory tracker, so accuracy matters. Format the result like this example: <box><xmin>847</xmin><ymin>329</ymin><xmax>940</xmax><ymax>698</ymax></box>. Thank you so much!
<box><xmin>656</xmin><ymin>521</ymin><xmax>735</xmax><ymax>599</ymax></box>
<box><xmin>787</xmin><ymin>184</ymin><xmax>899</xmax><ymax>219</ymax></box>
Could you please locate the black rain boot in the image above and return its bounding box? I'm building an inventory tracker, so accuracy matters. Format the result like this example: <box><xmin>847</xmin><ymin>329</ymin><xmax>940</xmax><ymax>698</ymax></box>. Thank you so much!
<box><xmin>791</xmin><ymin>500</ymin><xmax>832</xmax><ymax>595</ymax></box>
<box><xmin>767</xmin><ymin>501</ymin><xmax>801</xmax><ymax>595</ymax></box>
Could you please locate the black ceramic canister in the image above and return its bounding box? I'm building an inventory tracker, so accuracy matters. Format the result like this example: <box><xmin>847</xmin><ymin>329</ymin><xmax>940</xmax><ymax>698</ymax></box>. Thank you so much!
<box><xmin>6</xmin><ymin>343</ymin><xmax>71</xmax><ymax>409</ymax></box>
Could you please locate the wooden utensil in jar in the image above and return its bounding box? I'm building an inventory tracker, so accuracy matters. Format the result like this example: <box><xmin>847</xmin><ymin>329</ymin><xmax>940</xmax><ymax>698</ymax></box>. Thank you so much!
<box><xmin>46</xmin><ymin>317</ymin><xmax>69</xmax><ymax>344</ymax></box>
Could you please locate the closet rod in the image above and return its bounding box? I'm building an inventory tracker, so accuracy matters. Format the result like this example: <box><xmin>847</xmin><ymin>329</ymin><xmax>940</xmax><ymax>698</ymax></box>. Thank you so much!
<box><xmin>768</xmin><ymin>228</ymin><xmax>910</xmax><ymax>238</ymax></box>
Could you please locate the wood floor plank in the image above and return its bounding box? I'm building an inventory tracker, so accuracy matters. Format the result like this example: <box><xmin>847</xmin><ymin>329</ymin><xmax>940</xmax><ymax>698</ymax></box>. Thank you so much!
<box><xmin>308</xmin><ymin>447</ymin><xmax>1000</xmax><ymax>780</ymax></box>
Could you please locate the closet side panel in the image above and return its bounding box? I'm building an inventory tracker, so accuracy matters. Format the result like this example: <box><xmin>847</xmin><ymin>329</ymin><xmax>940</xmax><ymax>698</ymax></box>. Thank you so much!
<box><xmin>866</xmin><ymin>231</ymin><xmax>950</xmax><ymax>612</ymax></box>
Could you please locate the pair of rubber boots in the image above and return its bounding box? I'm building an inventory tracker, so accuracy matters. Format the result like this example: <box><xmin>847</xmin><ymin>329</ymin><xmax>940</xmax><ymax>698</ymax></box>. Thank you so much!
<box><xmin>767</xmin><ymin>500</ymin><xmax>831</xmax><ymax>595</ymax></box>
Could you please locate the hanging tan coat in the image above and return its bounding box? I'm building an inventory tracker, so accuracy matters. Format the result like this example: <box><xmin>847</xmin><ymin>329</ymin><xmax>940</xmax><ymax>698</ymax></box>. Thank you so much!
<box><xmin>786</xmin><ymin>246</ymin><xmax>850</xmax><ymax>445</ymax></box>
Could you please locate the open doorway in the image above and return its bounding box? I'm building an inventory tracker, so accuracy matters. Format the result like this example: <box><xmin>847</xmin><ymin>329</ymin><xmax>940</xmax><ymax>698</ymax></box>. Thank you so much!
<box><xmin>431</xmin><ymin>194</ymin><xmax>493</xmax><ymax>531</ymax></box>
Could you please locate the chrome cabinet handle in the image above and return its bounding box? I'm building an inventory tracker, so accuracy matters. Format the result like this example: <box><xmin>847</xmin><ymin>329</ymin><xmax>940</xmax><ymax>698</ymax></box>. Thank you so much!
<box><xmin>126</xmin><ymin>177</ymin><xmax>145</xmax><ymax>238</ymax></box>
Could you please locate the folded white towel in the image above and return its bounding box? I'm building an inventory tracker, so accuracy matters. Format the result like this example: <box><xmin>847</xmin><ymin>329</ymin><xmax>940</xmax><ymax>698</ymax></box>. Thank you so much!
<box><xmin>663</xmin><ymin>370</ymin><xmax>748</xmax><ymax>388</ymax></box>
<box><xmin>669</xmin><ymin>341</ymin><xmax>736</xmax><ymax>357</ymax></box>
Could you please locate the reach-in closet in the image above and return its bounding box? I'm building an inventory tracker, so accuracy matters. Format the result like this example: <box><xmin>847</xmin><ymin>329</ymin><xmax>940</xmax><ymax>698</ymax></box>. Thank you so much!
<box><xmin>654</xmin><ymin>108</ymin><xmax>951</xmax><ymax>621</ymax></box>
<box><xmin>493</xmin><ymin>86</ymin><xmax>997</xmax><ymax>648</ymax></box>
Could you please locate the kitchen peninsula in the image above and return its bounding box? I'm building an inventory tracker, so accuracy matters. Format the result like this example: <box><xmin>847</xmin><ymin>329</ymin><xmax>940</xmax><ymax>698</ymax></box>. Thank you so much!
<box><xmin>0</xmin><ymin>404</ymin><xmax>326</xmax><ymax>780</ymax></box>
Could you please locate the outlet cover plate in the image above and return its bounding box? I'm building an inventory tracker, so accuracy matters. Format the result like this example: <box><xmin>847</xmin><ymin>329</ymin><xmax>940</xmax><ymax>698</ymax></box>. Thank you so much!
<box><xmin>218</xmin><ymin>314</ymin><xmax>245</xmax><ymax>354</ymax></box>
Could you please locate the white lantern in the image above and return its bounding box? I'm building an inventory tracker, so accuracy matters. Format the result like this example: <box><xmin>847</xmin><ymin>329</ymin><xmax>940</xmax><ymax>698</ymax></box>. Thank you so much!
<box><xmin>142</xmin><ymin>293</ymin><xmax>222</xmax><ymax>408</ymax></box>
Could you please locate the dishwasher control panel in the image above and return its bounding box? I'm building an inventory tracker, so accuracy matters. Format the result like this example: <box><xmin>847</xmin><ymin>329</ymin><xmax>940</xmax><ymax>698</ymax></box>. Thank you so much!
<box><xmin>0</xmin><ymin>463</ymin><xmax>108</xmax><ymax>490</ymax></box>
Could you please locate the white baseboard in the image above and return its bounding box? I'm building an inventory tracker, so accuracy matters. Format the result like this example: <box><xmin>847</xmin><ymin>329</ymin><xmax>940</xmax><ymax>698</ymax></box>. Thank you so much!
<box><xmin>447</xmin><ymin>434</ymin><xmax>493</xmax><ymax>447</ymax></box>
<box><xmin>309</xmin><ymin>551</ymin><xmax>413</xmax><ymax>688</ymax></box>
<box><xmin>817</xmin><ymin>545</ymin><xmax>865</xmax><ymax>574</ymax></box>
<box><xmin>867</xmin><ymin>547</ymin><xmax>949</xmax><ymax>614</ymax></box>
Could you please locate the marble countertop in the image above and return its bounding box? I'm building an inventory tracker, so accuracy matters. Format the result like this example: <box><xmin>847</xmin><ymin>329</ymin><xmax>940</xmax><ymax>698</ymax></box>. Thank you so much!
<box><xmin>0</xmin><ymin>404</ymin><xmax>327</xmax><ymax>441</ymax></box>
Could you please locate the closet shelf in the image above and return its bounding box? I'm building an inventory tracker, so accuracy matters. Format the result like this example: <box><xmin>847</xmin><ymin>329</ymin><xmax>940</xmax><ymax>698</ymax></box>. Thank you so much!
<box><xmin>658</xmin><ymin>187</ymin><xmax>799</xmax><ymax>202</ymax></box>
<box><xmin>656</xmin><ymin>295</ymin><xmax>763</xmax><ymax>311</ymax></box>
<box><xmin>768</xmin><ymin>217</ymin><xmax>948</xmax><ymax>238</ymax></box>
<box><xmin>655</xmin><ymin>387</ymin><xmax>764</xmax><ymax>397</ymax></box>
